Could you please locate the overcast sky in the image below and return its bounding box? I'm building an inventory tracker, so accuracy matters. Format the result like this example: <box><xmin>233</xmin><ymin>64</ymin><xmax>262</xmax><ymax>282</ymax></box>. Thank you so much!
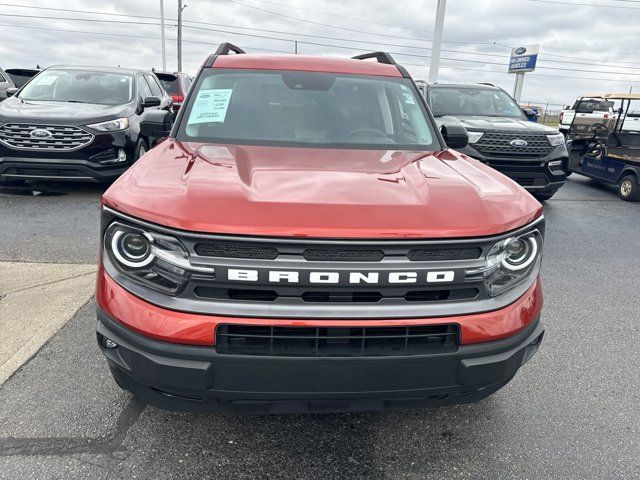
<box><xmin>2</xmin><ymin>0</ymin><xmax>640</xmax><ymax>107</ymax></box>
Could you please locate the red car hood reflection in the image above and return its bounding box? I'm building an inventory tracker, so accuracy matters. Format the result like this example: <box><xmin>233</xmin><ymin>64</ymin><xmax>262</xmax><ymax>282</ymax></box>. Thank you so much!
<box><xmin>102</xmin><ymin>139</ymin><xmax>542</xmax><ymax>238</ymax></box>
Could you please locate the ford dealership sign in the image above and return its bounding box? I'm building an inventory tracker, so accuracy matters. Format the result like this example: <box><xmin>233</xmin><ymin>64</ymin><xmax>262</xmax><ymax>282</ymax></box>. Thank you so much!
<box><xmin>509</xmin><ymin>45</ymin><xmax>539</xmax><ymax>73</ymax></box>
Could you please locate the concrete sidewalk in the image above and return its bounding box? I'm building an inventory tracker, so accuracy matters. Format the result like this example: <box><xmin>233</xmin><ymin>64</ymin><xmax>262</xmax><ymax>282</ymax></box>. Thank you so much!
<box><xmin>0</xmin><ymin>261</ymin><xmax>96</xmax><ymax>384</ymax></box>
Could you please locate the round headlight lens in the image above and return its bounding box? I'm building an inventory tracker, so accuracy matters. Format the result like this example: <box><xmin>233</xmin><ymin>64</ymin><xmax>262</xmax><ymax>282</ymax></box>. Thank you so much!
<box><xmin>502</xmin><ymin>236</ymin><xmax>537</xmax><ymax>271</ymax></box>
<box><xmin>111</xmin><ymin>230</ymin><xmax>154</xmax><ymax>268</ymax></box>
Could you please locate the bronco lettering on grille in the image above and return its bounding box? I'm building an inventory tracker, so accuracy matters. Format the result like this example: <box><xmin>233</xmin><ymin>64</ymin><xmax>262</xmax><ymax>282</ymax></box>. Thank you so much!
<box><xmin>227</xmin><ymin>269</ymin><xmax>455</xmax><ymax>284</ymax></box>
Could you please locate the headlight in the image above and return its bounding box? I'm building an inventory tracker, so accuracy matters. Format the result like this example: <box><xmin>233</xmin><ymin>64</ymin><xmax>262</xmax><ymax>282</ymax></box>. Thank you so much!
<box><xmin>87</xmin><ymin>117</ymin><xmax>129</xmax><ymax>132</ymax></box>
<box><xmin>467</xmin><ymin>131</ymin><xmax>484</xmax><ymax>144</ymax></box>
<box><xmin>104</xmin><ymin>222</ymin><xmax>213</xmax><ymax>294</ymax></box>
<box><xmin>546</xmin><ymin>132</ymin><xmax>565</xmax><ymax>146</ymax></box>
<box><xmin>467</xmin><ymin>229</ymin><xmax>543</xmax><ymax>297</ymax></box>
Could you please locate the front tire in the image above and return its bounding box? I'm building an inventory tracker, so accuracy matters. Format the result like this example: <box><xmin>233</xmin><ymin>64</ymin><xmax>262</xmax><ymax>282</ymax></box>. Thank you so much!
<box><xmin>533</xmin><ymin>191</ymin><xmax>557</xmax><ymax>202</ymax></box>
<box><xmin>133</xmin><ymin>138</ymin><xmax>148</xmax><ymax>162</ymax></box>
<box><xmin>618</xmin><ymin>174</ymin><xmax>640</xmax><ymax>202</ymax></box>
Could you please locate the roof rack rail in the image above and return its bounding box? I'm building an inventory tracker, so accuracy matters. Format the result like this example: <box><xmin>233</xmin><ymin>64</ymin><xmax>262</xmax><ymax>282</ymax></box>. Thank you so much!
<box><xmin>214</xmin><ymin>42</ymin><xmax>246</xmax><ymax>55</ymax></box>
<box><xmin>478</xmin><ymin>82</ymin><xmax>495</xmax><ymax>86</ymax></box>
<box><xmin>351</xmin><ymin>52</ymin><xmax>397</xmax><ymax>65</ymax></box>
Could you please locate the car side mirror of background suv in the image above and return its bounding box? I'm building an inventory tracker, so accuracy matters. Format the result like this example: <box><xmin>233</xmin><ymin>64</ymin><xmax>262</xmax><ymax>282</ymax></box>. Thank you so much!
<box><xmin>140</xmin><ymin>109</ymin><xmax>173</xmax><ymax>140</ymax></box>
<box><xmin>440</xmin><ymin>124</ymin><xmax>469</xmax><ymax>149</ymax></box>
<box><xmin>141</xmin><ymin>96</ymin><xmax>161</xmax><ymax>108</ymax></box>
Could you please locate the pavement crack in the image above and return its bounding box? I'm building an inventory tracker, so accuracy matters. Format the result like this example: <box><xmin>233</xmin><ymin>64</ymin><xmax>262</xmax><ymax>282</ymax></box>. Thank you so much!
<box><xmin>2</xmin><ymin>270</ymin><xmax>96</xmax><ymax>297</ymax></box>
<box><xmin>0</xmin><ymin>398</ymin><xmax>146</xmax><ymax>457</ymax></box>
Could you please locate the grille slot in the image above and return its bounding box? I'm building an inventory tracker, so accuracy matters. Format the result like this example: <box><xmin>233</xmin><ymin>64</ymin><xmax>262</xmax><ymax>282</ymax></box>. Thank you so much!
<box><xmin>407</xmin><ymin>247</ymin><xmax>482</xmax><ymax>261</ymax></box>
<box><xmin>303</xmin><ymin>249</ymin><xmax>384</xmax><ymax>262</ymax></box>
<box><xmin>216</xmin><ymin>324</ymin><xmax>460</xmax><ymax>357</ymax></box>
<box><xmin>474</xmin><ymin>131</ymin><xmax>552</xmax><ymax>158</ymax></box>
<box><xmin>194</xmin><ymin>287</ymin><xmax>478</xmax><ymax>303</ymax></box>
<box><xmin>194</xmin><ymin>243</ymin><xmax>279</xmax><ymax>259</ymax></box>
<box><xmin>0</xmin><ymin>124</ymin><xmax>94</xmax><ymax>151</ymax></box>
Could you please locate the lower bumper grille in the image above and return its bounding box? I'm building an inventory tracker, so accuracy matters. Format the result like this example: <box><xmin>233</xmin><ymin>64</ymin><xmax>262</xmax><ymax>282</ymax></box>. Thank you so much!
<box><xmin>3</xmin><ymin>166</ymin><xmax>89</xmax><ymax>178</ymax></box>
<box><xmin>215</xmin><ymin>324</ymin><xmax>460</xmax><ymax>357</ymax></box>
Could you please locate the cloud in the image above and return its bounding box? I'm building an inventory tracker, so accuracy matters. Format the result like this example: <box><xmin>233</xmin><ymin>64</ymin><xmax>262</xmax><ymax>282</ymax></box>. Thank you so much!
<box><xmin>3</xmin><ymin>0</ymin><xmax>640</xmax><ymax>105</ymax></box>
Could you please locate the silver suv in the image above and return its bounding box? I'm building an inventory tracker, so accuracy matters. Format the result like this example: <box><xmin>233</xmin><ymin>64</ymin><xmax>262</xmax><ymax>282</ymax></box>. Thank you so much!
<box><xmin>0</xmin><ymin>67</ymin><xmax>16</xmax><ymax>102</ymax></box>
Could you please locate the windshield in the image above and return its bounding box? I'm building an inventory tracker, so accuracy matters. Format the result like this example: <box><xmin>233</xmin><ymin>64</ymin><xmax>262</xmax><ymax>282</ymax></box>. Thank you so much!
<box><xmin>176</xmin><ymin>69</ymin><xmax>437</xmax><ymax>150</ymax></box>
<box><xmin>19</xmin><ymin>69</ymin><xmax>134</xmax><ymax>105</ymax></box>
<box><xmin>429</xmin><ymin>87</ymin><xmax>525</xmax><ymax>118</ymax></box>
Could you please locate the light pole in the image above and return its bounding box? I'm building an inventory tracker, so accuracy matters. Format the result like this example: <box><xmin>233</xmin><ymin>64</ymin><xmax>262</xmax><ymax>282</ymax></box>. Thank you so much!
<box><xmin>428</xmin><ymin>0</ymin><xmax>447</xmax><ymax>82</ymax></box>
<box><xmin>177</xmin><ymin>0</ymin><xmax>187</xmax><ymax>72</ymax></box>
<box><xmin>160</xmin><ymin>0</ymin><xmax>167</xmax><ymax>71</ymax></box>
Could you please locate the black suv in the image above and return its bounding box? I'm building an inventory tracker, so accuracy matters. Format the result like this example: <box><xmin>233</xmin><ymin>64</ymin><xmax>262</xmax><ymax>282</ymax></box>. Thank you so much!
<box><xmin>423</xmin><ymin>83</ymin><xmax>567</xmax><ymax>201</ymax></box>
<box><xmin>0</xmin><ymin>65</ymin><xmax>172</xmax><ymax>185</ymax></box>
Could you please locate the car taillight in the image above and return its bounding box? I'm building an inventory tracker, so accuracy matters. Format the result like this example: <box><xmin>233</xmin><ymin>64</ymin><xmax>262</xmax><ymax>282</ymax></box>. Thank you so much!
<box><xmin>171</xmin><ymin>94</ymin><xmax>184</xmax><ymax>103</ymax></box>
<box><xmin>559</xmin><ymin>112</ymin><xmax>563</xmax><ymax>122</ymax></box>
<box><xmin>603</xmin><ymin>113</ymin><xmax>609</xmax><ymax>119</ymax></box>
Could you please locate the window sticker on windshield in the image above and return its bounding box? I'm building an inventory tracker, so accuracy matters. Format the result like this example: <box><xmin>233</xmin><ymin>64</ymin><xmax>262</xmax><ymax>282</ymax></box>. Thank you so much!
<box><xmin>402</xmin><ymin>93</ymin><xmax>415</xmax><ymax>105</ymax></box>
<box><xmin>188</xmin><ymin>89</ymin><xmax>233</xmax><ymax>124</ymax></box>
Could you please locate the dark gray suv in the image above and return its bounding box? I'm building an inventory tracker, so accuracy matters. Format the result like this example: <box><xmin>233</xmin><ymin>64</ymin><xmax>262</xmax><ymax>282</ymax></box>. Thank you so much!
<box><xmin>422</xmin><ymin>83</ymin><xmax>567</xmax><ymax>201</ymax></box>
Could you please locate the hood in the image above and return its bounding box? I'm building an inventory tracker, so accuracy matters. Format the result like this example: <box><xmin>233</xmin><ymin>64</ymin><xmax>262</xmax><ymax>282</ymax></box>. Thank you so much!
<box><xmin>0</xmin><ymin>97</ymin><xmax>133</xmax><ymax>124</ymax></box>
<box><xmin>103</xmin><ymin>140</ymin><xmax>542</xmax><ymax>239</ymax></box>
<box><xmin>436</xmin><ymin>115</ymin><xmax>557</xmax><ymax>133</ymax></box>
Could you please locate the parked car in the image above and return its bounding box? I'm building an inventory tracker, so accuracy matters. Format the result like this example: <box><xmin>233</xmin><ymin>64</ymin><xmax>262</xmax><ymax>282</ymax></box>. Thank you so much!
<box><xmin>96</xmin><ymin>43</ymin><xmax>545</xmax><ymax>414</ymax></box>
<box><xmin>0</xmin><ymin>65</ymin><xmax>172</xmax><ymax>185</ymax></box>
<box><xmin>5</xmin><ymin>67</ymin><xmax>41</xmax><ymax>88</ymax></box>
<box><xmin>559</xmin><ymin>97</ymin><xmax>615</xmax><ymax>137</ymax></box>
<box><xmin>424</xmin><ymin>82</ymin><xmax>567</xmax><ymax>201</ymax></box>
<box><xmin>154</xmin><ymin>71</ymin><xmax>192</xmax><ymax>113</ymax></box>
<box><xmin>567</xmin><ymin>93</ymin><xmax>640</xmax><ymax>201</ymax></box>
<box><xmin>0</xmin><ymin>67</ymin><xmax>15</xmax><ymax>101</ymax></box>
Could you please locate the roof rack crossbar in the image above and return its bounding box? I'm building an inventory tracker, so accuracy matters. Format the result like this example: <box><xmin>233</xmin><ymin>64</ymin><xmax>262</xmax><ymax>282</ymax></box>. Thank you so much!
<box><xmin>351</xmin><ymin>52</ymin><xmax>397</xmax><ymax>65</ymax></box>
<box><xmin>214</xmin><ymin>42</ymin><xmax>246</xmax><ymax>56</ymax></box>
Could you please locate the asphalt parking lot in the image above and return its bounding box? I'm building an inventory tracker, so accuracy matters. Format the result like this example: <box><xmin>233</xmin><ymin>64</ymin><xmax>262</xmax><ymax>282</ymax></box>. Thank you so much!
<box><xmin>0</xmin><ymin>176</ymin><xmax>638</xmax><ymax>479</ymax></box>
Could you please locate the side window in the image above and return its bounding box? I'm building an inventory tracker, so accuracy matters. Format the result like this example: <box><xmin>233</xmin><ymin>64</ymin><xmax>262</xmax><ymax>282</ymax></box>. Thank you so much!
<box><xmin>146</xmin><ymin>74</ymin><xmax>163</xmax><ymax>97</ymax></box>
<box><xmin>137</xmin><ymin>76</ymin><xmax>153</xmax><ymax>99</ymax></box>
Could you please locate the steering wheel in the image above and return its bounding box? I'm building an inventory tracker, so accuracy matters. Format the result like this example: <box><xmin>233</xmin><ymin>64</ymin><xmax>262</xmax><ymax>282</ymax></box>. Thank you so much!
<box><xmin>590</xmin><ymin>122</ymin><xmax>609</xmax><ymax>136</ymax></box>
<box><xmin>346</xmin><ymin>128</ymin><xmax>391</xmax><ymax>139</ymax></box>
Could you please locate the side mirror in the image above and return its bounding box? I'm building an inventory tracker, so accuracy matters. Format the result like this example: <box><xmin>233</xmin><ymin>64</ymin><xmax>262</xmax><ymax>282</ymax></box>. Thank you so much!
<box><xmin>6</xmin><ymin>87</ymin><xmax>19</xmax><ymax>97</ymax></box>
<box><xmin>523</xmin><ymin>108</ymin><xmax>538</xmax><ymax>122</ymax></box>
<box><xmin>141</xmin><ymin>96</ymin><xmax>161</xmax><ymax>108</ymax></box>
<box><xmin>140</xmin><ymin>109</ymin><xmax>173</xmax><ymax>139</ymax></box>
<box><xmin>440</xmin><ymin>124</ymin><xmax>468</xmax><ymax>149</ymax></box>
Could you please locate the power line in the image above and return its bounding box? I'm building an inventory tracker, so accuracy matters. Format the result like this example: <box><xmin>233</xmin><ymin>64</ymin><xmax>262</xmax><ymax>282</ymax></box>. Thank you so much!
<box><xmin>524</xmin><ymin>0</ymin><xmax>640</xmax><ymax>8</ymax></box>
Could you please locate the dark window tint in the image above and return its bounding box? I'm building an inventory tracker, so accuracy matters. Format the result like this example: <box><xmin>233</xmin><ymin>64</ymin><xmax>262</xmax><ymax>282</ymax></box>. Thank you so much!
<box><xmin>570</xmin><ymin>100</ymin><xmax>613</xmax><ymax>113</ymax></box>
<box><xmin>428</xmin><ymin>87</ymin><xmax>524</xmax><ymax>118</ymax></box>
<box><xmin>157</xmin><ymin>74</ymin><xmax>179</xmax><ymax>94</ymax></box>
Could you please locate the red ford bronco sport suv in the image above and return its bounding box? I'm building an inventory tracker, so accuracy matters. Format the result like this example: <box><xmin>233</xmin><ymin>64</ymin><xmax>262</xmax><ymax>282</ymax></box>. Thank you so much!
<box><xmin>96</xmin><ymin>43</ymin><xmax>545</xmax><ymax>413</ymax></box>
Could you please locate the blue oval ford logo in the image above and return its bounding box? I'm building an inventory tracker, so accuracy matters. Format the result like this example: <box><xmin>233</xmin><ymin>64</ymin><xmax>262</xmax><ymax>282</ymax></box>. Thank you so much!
<box><xmin>510</xmin><ymin>139</ymin><xmax>528</xmax><ymax>147</ymax></box>
<box><xmin>30</xmin><ymin>128</ymin><xmax>53</xmax><ymax>139</ymax></box>
<box><xmin>515</xmin><ymin>47</ymin><xmax>527</xmax><ymax>55</ymax></box>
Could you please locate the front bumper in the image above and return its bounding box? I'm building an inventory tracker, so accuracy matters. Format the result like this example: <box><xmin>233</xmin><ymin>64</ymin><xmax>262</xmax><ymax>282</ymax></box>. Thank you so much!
<box><xmin>0</xmin><ymin>130</ymin><xmax>135</xmax><ymax>183</ymax></box>
<box><xmin>460</xmin><ymin>145</ymin><xmax>567</xmax><ymax>194</ymax></box>
<box><xmin>97</xmin><ymin>307</ymin><xmax>544</xmax><ymax>413</ymax></box>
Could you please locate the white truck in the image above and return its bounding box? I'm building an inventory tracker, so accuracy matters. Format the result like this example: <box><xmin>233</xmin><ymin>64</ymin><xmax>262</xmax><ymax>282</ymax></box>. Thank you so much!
<box><xmin>559</xmin><ymin>98</ymin><xmax>615</xmax><ymax>137</ymax></box>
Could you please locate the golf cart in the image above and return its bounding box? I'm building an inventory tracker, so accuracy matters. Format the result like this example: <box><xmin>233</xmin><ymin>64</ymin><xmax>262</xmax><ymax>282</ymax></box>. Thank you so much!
<box><xmin>567</xmin><ymin>93</ymin><xmax>640</xmax><ymax>201</ymax></box>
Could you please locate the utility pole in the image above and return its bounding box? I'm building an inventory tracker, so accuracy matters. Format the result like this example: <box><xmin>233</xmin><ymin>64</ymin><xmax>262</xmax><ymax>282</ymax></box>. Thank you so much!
<box><xmin>177</xmin><ymin>0</ymin><xmax>187</xmax><ymax>72</ymax></box>
<box><xmin>160</xmin><ymin>0</ymin><xmax>167</xmax><ymax>71</ymax></box>
<box><xmin>294</xmin><ymin>41</ymin><xmax>298</xmax><ymax>54</ymax></box>
<box><xmin>428</xmin><ymin>0</ymin><xmax>447</xmax><ymax>82</ymax></box>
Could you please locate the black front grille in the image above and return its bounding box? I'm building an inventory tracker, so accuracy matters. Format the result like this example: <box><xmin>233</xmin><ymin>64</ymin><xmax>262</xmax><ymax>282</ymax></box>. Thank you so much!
<box><xmin>503</xmin><ymin>172</ymin><xmax>548</xmax><ymax>187</ymax></box>
<box><xmin>194</xmin><ymin>286</ymin><xmax>479</xmax><ymax>303</ymax></box>
<box><xmin>194</xmin><ymin>243</ymin><xmax>279</xmax><ymax>259</ymax></box>
<box><xmin>0</xmin><ymin>123</ymin><xmax>93</xmax><ymax>151</ymax></box>
<box><xmin>474</xmin><ymin>131</ymin><xmax>552</xmax><ymax>158</ymax></box>
<box><xmin>216</xmin><ymin>324</ymin><xmax>460</xmax><ymax>357</ymax></box>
